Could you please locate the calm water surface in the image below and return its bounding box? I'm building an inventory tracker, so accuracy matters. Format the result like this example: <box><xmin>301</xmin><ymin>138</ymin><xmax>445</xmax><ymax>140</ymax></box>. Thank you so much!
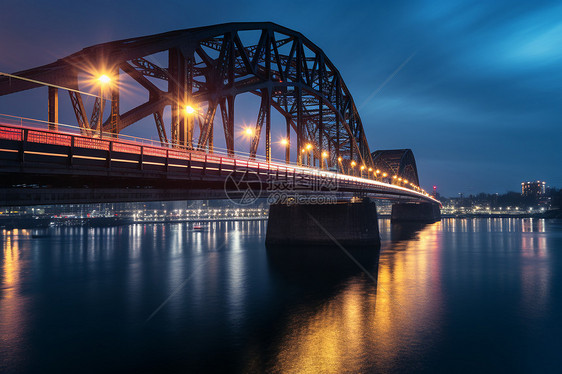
<box><xmin>1</xmin><ymin>218</ymin><xmax>562</xmax><ymax>373</ymax></box>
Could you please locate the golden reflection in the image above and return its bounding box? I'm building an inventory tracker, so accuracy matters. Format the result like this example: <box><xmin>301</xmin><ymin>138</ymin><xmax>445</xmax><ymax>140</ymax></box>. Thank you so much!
<box><xmin>273</xmin><ymin>281</ymin><xmax>374</xmax><ymax>373</ymax></box>
<box><xmin>1</xmin><ymin>230</ymin><xmax>29</xmax><ymax>363</ymax></box>
<box><xmin>270</xmin><ymin>221</ymin><xmax>444</xmax><ymax>373</ymax></box>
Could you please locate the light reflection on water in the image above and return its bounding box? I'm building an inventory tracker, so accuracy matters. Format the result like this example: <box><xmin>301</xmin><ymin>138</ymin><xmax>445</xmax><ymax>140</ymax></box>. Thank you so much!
<box><xmin>1</xmin><ymin>218</ymin><xmax>561</xmax><ymax>373</ymax></box>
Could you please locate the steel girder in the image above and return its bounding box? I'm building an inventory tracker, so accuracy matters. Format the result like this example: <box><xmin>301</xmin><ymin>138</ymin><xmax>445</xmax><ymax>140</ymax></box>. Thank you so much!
<box><xmin>371</xmin><ymin>149</ymin><xmax>420</xmax><ymax>186</ymax></box>
<box><xmin>0</xmin><ymin>22</ymin><xmax>374</xmax><ymax>167</ymax></box>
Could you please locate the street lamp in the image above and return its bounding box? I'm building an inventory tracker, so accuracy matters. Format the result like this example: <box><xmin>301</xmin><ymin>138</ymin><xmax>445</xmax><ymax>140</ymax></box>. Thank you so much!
<box><xmin>97</xmin><ymin>74</ymin><xmax>111</xmax><ymax>138</ymax></box>
<box><xmin>98</xmin><ymin>75</ymin><xmax>111</xmax><ymax>84</ymax></box>
<box><xmin>321</xmin><ymin>151</ymin><xmax>328</xmax><ymax>169</ymax></box>
<box><xmin>280</xmin><ymin>138</ymin><xmax>289</xmax><ymax>164</ymax></box>
<box><xmin>305</xmin><ymin>143</ymin><xmax>313</xmax><ymax>166</ymax></box>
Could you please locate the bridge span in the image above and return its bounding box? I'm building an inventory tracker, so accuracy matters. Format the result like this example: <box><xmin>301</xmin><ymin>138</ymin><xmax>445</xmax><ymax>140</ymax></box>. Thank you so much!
<box><xmin>0</xmin><ymin>120</ymin><xmax>438</xmax><ymax>207</ymax></box>
<box><xmin>0</xmin><ymin>22</ymin><xmax>441</xmax><ymax>247</ymax></box>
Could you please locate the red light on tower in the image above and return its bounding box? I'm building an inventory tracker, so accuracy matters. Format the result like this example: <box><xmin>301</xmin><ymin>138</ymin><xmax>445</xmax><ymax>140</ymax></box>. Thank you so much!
<box><xmin>433</xmin><ymin>186</ymin><xmax>437</xmax><ymax>190</ymax></box>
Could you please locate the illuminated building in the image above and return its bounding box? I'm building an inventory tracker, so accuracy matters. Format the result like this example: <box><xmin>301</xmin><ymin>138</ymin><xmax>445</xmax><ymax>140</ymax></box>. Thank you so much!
<box><xmin>521</xmin><ymin>181</ymin><xmax>546</xmax><ymax>197</ymax></box>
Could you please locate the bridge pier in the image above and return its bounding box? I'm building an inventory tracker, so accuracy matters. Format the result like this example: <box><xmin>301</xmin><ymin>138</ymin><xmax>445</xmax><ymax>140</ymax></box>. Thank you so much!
<box><xmin>265</xmin><ymin>198</ymin><xmax>380</xmax><ymax>248</ymax></box>
<box><xmin>391</xmin><ymin>202</ymin><xmax>441</xmax><ymax>222</ymax></box>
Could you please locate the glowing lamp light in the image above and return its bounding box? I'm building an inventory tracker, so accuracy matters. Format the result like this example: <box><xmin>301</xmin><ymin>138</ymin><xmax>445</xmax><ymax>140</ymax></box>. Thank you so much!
<box><xmin>185</xmin><ymin>105</ymin><xmax>196</xmax><ymax>114</ymax></box>
<box><xmin>350</xmin><ymin>161</ymin><xmax>356</xmax><ymax>167</ymax></box>
<box><xmin>98</xmin><ymin>74</ymin><xmax>111</xmax><ymax>84</ymax></box>
<box><xmin>360</xmin><ymin>165</ymin><xmax>365</xmax><ymax>170</ymax></box>
<box><xmin>280</xmin><ymin>138</ymin><xmax>289</xmax><ymax>146</ymax></box>
<box><xmin>306</xmin><ymin>143</ymin><xmax>313</xmax><ymax>150</ymax></box>
<box><xmin>376</xmin><ymin>169</ymin><xmax>380</xmax><ymax>174</ymax></box>
<box><xmin>404</xmin><ymin>179</ymin><xmax>409</xmax><ymax>184</ymax></box>
<box><xmin>368</xmin><ymin>168</ymin><xmax>373</xmax><ymax>172</ymax></box>
<box><xmin>245</xmin><ymin>128</ymin><xmax>254</xmax><ymax>136</ymax></box>
<box><xmin>338</xmin><ymin>157</ymin><xmax>343</xmax><ymax>162</ymax></box>
<box><xmin>382</xmin><ymin>172</ymin><xmax>388</xmax><ymax>177</ymax></box>
<box><xmin>322</xmin><ymin>151</ymin><xmax>328</xmax><ymax>158</ymax></box>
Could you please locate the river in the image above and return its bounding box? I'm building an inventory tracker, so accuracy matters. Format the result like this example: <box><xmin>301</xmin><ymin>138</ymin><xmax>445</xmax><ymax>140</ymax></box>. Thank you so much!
<box><xmin>1</xmin><ymin>218</ymin><xmax>561</xmax><ymax>373</ymax></box>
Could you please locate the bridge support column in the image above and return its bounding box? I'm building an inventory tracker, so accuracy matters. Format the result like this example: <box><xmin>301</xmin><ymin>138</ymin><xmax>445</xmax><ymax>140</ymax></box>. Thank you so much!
<box><xmin>391</xmin><ymin>202</ymin><xmax>441</xmax><ymax>222</ymax></box>
<box><xmin>266</xmin><ymin>198</ymin><xmax>380</xmax><ymax>248</ymax></box>
<box><xmin>48</xmin><ymin>86</ymin><xmax>58</xmax><ymax>131</ymax></box>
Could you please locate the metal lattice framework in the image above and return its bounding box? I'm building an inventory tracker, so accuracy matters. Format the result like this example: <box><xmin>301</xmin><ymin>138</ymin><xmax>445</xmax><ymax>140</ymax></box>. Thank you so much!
<box><xmin>0</xmin><ymin>22</ymin><xmax>374</xmax><ymax>169</ymax></box>
<box><xmin>371</xmin><ymin>149</ymin><xmax>420</xmax><ymax>186</ymax></box>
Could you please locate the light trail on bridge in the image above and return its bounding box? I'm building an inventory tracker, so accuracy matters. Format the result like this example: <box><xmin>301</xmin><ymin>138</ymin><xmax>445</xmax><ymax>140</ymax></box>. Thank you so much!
<box><xmin>0</xmin><ymin>115</ymin><xmax>439</xmax><ymax>206</ymax></box>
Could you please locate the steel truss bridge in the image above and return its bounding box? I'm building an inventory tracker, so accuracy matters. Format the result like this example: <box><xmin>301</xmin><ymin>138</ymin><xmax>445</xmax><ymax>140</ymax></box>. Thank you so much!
<box><xmin>0</xmin><ymin>22</ymin><xmax>439</xmax><ymax>207</ymax></box>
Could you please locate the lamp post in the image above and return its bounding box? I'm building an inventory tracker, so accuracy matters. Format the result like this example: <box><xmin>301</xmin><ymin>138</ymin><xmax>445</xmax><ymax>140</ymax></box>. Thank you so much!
<box><xmin>281</xmin><ymin>138</ymin><xmax>290</xmax><ymax>164</ymax></box>
<box><xmin>98</xmin><ymin>75</ymin><xmax>111</xmax><ymax>138</ymax></box>
<box><xmin>184</xmin><ymin>105</ymin><xmax>196</xmax><ymax>149</ymax></box>
<box><xmin>321</xmin><ymin>151</ymin><xmax>328</xmax><ymax>170</ymax></box>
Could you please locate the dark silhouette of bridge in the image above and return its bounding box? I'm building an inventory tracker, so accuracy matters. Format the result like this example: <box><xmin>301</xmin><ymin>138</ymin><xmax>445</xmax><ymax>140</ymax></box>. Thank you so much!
<box><xmin>0</xmin><ymin>22</ymin><xmax>440</xmax><ymax>246</ymax></box>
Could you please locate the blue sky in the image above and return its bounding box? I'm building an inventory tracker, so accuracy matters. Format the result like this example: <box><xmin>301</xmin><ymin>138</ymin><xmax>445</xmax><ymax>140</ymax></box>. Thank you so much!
<box><xmin>1</xmin><ymin>0</ymin><xmax>561</xmax><ymax>196</ymax></box>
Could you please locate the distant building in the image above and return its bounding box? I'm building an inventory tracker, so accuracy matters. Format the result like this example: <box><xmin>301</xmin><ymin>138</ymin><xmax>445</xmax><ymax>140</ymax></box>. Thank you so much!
<box><xmin>521</xmin><ymin>181</ymin><xmax>546</xmax><ymax>197</ymax></box>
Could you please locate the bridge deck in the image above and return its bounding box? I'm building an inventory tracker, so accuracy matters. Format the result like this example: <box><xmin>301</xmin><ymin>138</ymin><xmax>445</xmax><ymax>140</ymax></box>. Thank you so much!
<box><xmin>0</xmin><ymin>123</ymin><xmax>440</xmax><ymax>206</ymax></box>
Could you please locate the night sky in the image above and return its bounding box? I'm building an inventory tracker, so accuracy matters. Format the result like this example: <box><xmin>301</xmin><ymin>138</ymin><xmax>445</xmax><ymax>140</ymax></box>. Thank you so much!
<box><xmin>1</xmin><ymin>0</ymin><xmax>560</xmax><ymax>197</ymax></box>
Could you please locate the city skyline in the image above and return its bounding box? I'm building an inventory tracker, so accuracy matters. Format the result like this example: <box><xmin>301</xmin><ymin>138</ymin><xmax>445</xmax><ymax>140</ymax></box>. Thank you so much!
<box><xmin>1</xmin><ymin>1</ymin><xmax>560</xmax><ymax>196</ymax></box>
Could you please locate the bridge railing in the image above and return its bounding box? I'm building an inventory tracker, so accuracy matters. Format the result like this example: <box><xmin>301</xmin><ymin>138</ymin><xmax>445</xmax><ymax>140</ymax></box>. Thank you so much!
<box><xmin>0</xmin><ymin>113</ymin><xmax>439</xmax><ymax>204</ymax></box>
<box><xmin>0</xmin><ymin>113</ymin><xmax>300</xmax><ymax>168</ymax></box>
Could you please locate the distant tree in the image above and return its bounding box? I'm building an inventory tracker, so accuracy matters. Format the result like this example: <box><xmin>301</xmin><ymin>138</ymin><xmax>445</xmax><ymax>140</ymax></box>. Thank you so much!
<box><xmin>551</xmin><ymin>188</ymin><xmax>562</xmax><ymax>209</ymax></box>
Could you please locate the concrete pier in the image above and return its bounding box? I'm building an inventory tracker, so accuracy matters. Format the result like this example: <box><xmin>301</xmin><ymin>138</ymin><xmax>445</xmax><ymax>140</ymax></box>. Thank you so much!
<box><xmin>391</xmin><ymin>202</ymin><xmax>441</xmax><ymax>222</ymax></box>
<box><xmin>265</xmin><ymin>199</ymin><xmax>380</xmax><ymax>248</ymax></box>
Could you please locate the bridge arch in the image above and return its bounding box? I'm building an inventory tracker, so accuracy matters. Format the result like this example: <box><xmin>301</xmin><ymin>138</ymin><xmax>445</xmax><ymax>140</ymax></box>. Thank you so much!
<box><xmin>0</xmin><ymin>22</ymin><xmax>373</xmax><ymax>169</ymax></box>
<box><xmin>371</xmin><ymin>149</ymin><xmax>420</xmax><ymax>187</ymax></box>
